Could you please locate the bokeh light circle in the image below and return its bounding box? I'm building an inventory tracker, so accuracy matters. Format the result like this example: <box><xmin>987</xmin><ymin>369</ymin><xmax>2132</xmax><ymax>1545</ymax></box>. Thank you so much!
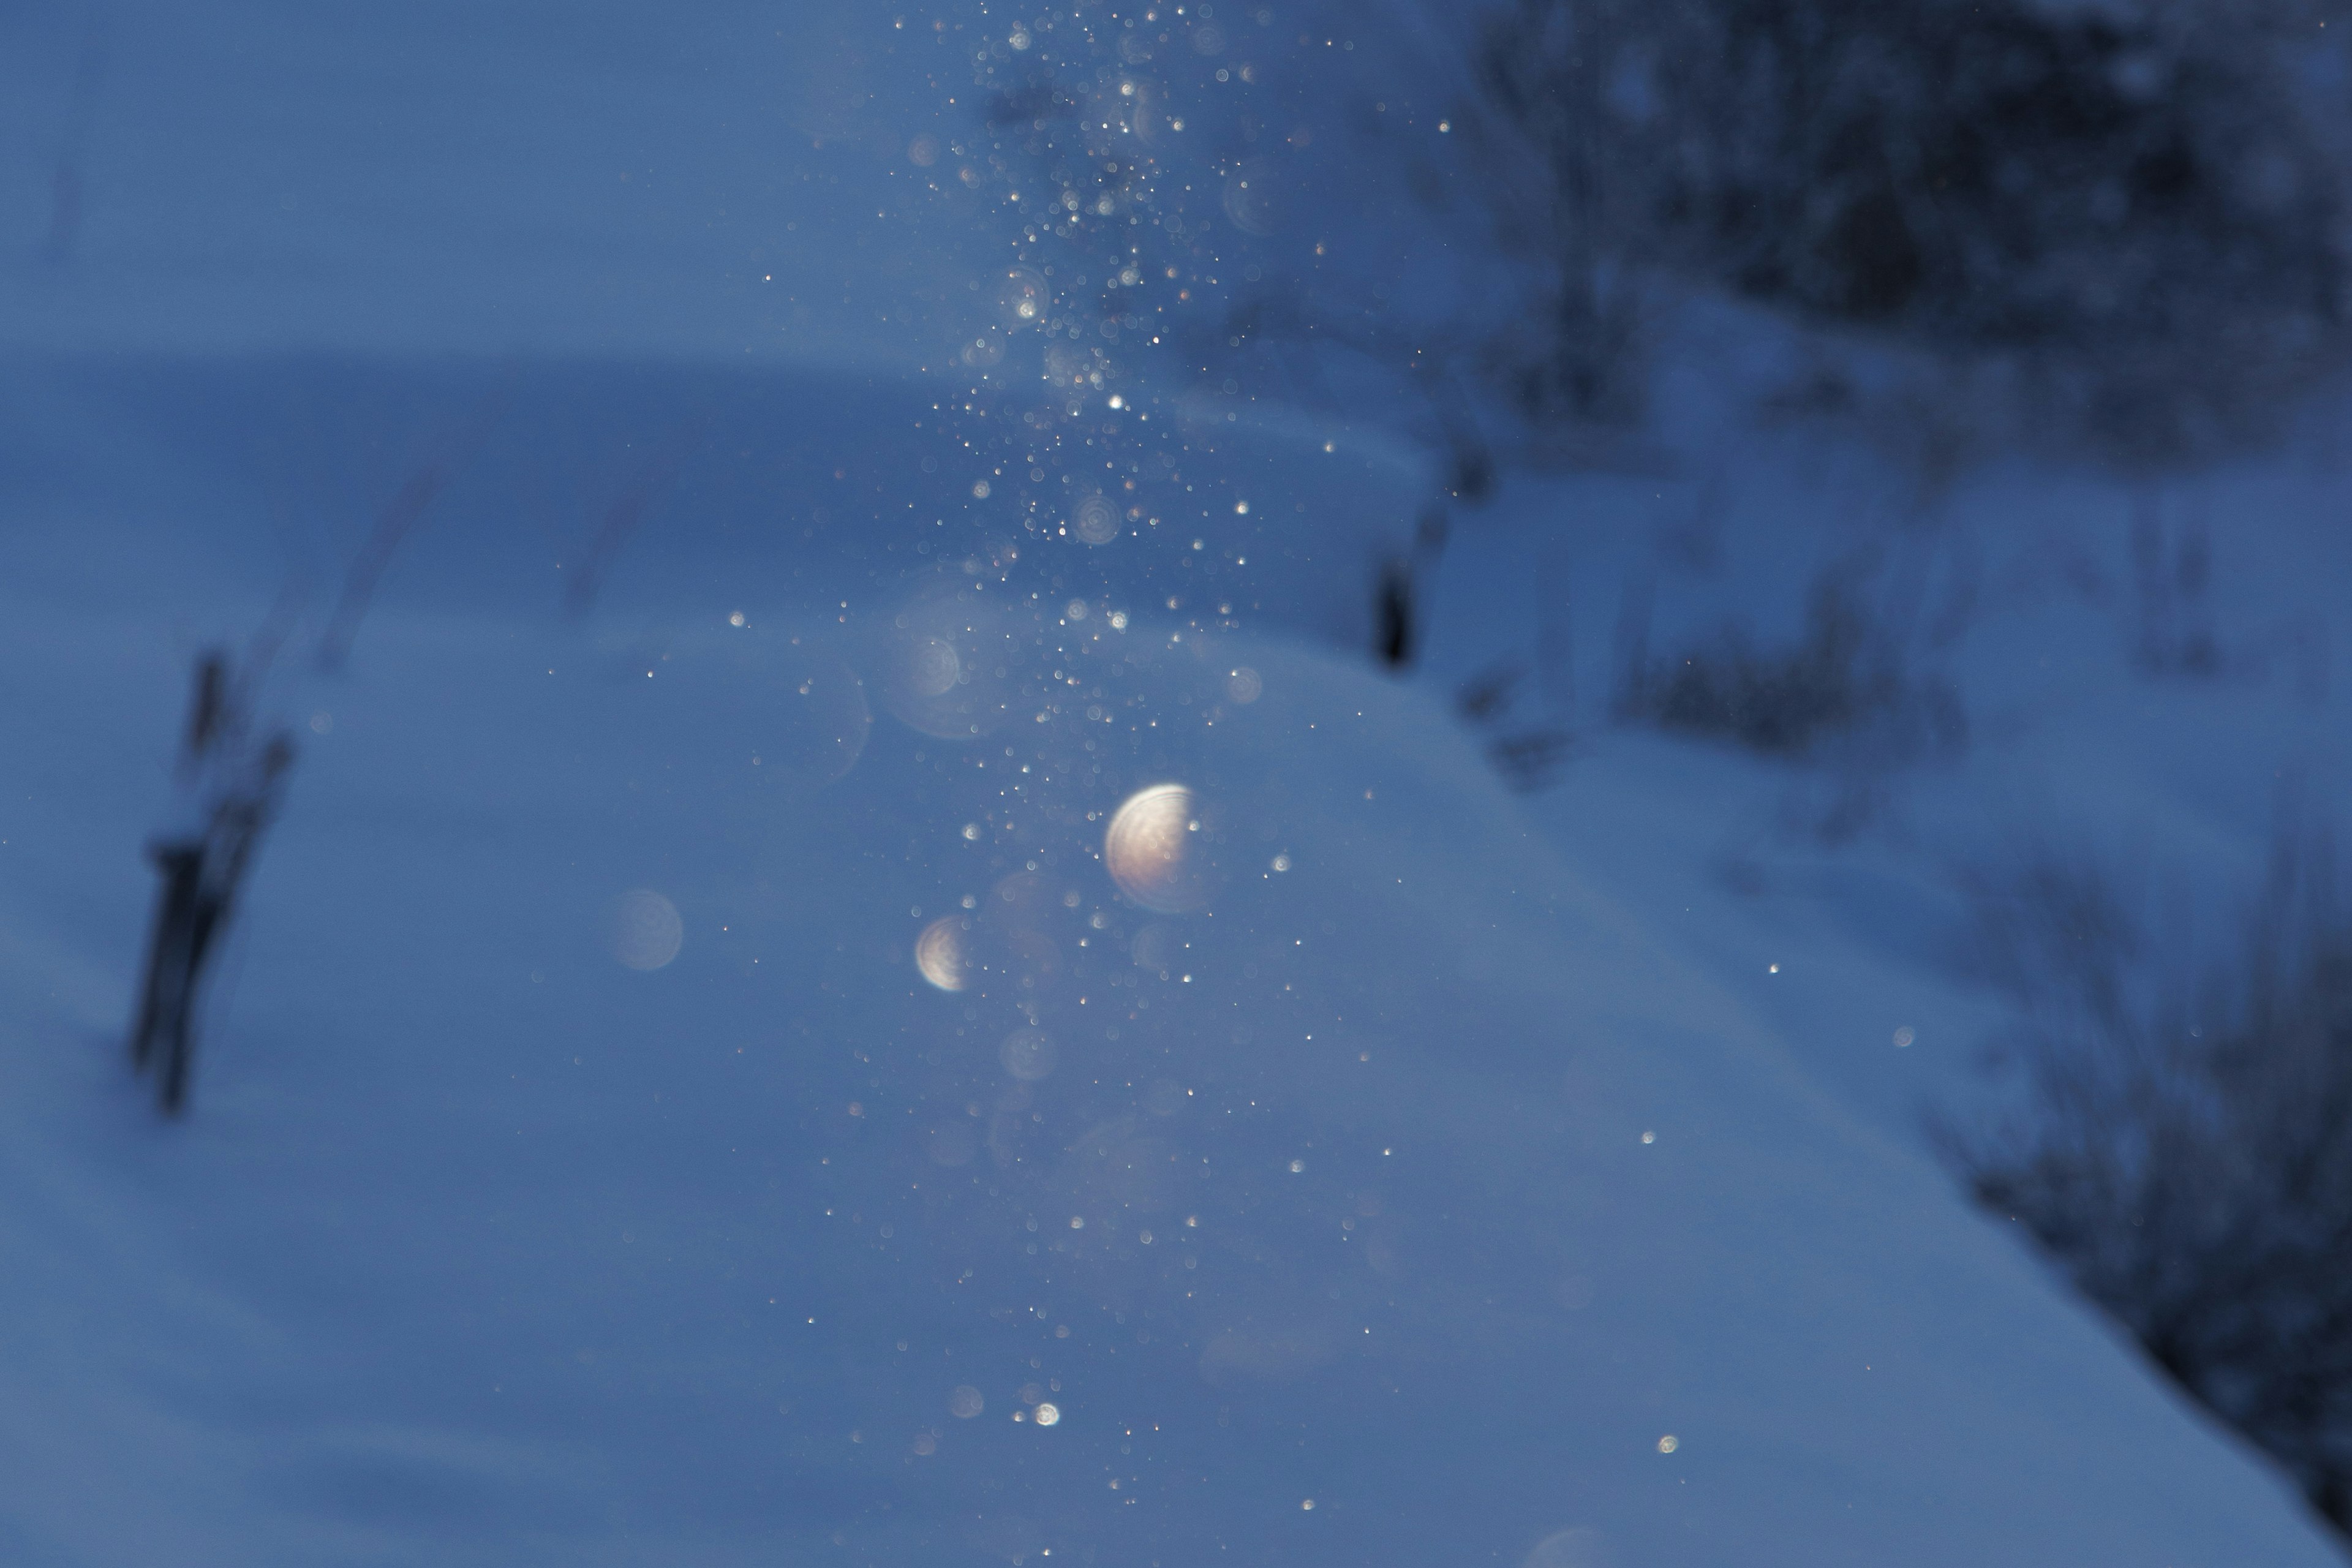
<box><xmin>1104</xmin><ymin>783</ymin><xmax>1209</xmax><ymax>913</ymax></box>
<box><xmin>611</xmin><ymin>889</ymin><xmax>684</xmax><ymax>971</ymax></box>
<box><xmin>916</xmin><ymin>917</ymin><xmax>973</xmax><ymax>992</ymax></box>
<box><xmin>1000</xmin><ymin>1028</ymin><xmax>1058</xmax><ymax>1082</ymax></box>
<box><xmin>1072</xmin><ymin>494</ymin><xmax>1120</xmax><ymax>544</ymax></box>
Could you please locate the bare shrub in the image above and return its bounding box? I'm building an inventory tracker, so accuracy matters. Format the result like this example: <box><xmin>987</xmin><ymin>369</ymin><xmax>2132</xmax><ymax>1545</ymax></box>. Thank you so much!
<box><xmin>1614</xmin><ymin>571</ymin><xmax>1966</xmax><ymax>764</ymax></box>
<box><xmin>2129</xmin><ymin>493</ymin><xmax>2225</xmax><ymax>677</ymax></box>
<box><xmin>1950</xmin><ymin>836</ymin><xmax>2352</xmax><ymax>1534</ymax></box>
<box><xmin>1453</xmin><ymin>657</ymin><xmax>1577</xmax><ymax>791</ymax></box>
<box><xmin>1472</xmin><ymin>0</ymin><xmax>2350</xmax><ymax>456</ymax></box>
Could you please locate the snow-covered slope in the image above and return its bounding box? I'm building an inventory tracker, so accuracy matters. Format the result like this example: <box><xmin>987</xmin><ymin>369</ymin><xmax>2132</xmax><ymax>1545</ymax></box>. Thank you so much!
<box><xmin>0</xmin><ymin>0</ymin><xmax>955</xmax><ymax>364</ymax></box>
<box><xmin>0</xmin><ymin>541</ymin><xmax>2337</xmax><ymax>1562</ymax></box>
<box><xmin>1412</xmin><ymin>331</ymin><xmax>2352</xmax><ymax>1138</ymax></box>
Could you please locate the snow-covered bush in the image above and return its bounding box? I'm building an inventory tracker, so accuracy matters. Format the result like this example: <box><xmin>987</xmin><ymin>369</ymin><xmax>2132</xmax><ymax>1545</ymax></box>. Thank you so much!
<box><xmin>1472</xmin><ymin>0</ymin><xmax>2351</xmax><ymax>455</ymax></box>
<box><xmin>1953</xmin><ymin>842</ymin><xmax>2352</xmax><ymax>1533</ymax></box>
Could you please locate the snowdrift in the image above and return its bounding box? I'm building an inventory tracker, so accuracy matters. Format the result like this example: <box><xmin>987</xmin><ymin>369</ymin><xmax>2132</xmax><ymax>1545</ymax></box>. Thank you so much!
<box><xmin>0</xmin><ymin>484</ymin><xmax>2333</xmax><ymax>1562</ymax></box>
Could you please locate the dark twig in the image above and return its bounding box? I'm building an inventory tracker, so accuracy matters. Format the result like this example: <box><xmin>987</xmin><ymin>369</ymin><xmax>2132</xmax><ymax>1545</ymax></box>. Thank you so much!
<box><xmin>563</xmin><ymin>420</ymin><xmax>705</xmax><ymax>616</ymax></box>
<box><xmin>314</xmin><ymin>379</ymin><xmax>511</xmax><ymax>669</ymax></box>
<box><xmin>129</xmin><ymin>650</ymin><xmax>297</xmax><ymax>1115</ymax></box>
<box><xmin>39</xmin><ymin>25</ymin><xmax>107</xmax><ymax>266</ymax></box>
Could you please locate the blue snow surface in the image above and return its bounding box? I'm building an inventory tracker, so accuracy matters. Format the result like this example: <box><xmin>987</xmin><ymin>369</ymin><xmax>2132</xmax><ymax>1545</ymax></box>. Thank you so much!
<box><xmin>0</xmin><ymin>0</ymin><xmax>2346</xmax><ymax>1562</ymax></box>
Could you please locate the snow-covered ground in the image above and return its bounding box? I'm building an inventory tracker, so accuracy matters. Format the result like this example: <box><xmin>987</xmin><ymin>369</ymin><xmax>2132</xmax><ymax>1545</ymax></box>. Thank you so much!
<box><xmin>2</xmin><ymin>1</ymin><xmax>2349</xmax><ymax>1562</ymax></box>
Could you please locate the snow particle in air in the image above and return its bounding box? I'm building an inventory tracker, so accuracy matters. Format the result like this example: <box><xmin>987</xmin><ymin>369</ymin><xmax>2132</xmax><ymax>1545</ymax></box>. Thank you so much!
<box><xmin>1131</xmin><ymin>922</ymin><xmax>1186</xmax><ymax>972</ymax></box>
<box><xmin>1524</xmin><ymin>1527</ymin><xmax>1611</xmax><ymax>1567</ymax></box>
<box><xmin>1657</xmin><ymin>1434</ymin><xmax>1679</xmax><ymax>1453</ymax></box>
<box><xmin>998</xmin><ymin>266</ymin><xmax>1049</xmax><ymax>327</ymax></box>
<box><xmin>908</xmin><ymin>639</ymin><xmax>961</xmax><ymax>698</ymax></box>
<box><xmin>1892</xmin><ymin>1026</ymin><xmax>1915</xmax><ymax>1047</ymax></box>
<box><xmin>727</xmin><ymin>610</ymin><xmax>745</xmax><ymax>627</ymax></box>
<box><xmin>1226</xmin><ymin>666</ymin><xmax>1262</xmax><ymax>703</ymax></box>
<box><xmin>1073</xmin><ymin>493</ymin><xmax>1120</xmax><ymax>543</ymax></box>
<box><xmin>1640</xmin><ymin>1130</ymin><xmax>1656</xmax><ymax>1144</ymax></box>
<box><xmin>609</xmin><ymin>889</ymin><xmax>684</xmax><ymax>971</ymax></box>
<box><xmin>927</xmin><ymin>1122</ymin><xmax>978</xmax><ymax>1166</ymax></box>
<box><xmin>1001</xmin><ymin>1028</ymin><xmax>1058</xmax><ymax>1081</ymax></box>
<box><xmin>949</xmin><ymin>1385</ymin><xmax>986</xmax><ymax>1419</ymax></box>
<box><xmin>1033</xmin><ymin>1402</ymin><xmax>1061</xmax><ymax>1426</ymax></box>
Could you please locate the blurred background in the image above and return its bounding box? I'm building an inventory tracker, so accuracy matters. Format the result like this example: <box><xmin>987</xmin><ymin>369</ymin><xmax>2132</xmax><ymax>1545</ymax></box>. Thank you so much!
<box><xmin>5</xmin><ymin>1</ymin><xmax>2352</xmax><ymax>1562</ymax></box>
